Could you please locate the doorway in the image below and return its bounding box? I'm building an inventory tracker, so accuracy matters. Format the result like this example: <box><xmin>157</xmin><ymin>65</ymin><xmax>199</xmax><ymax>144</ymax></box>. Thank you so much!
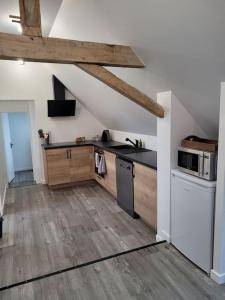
<box><xmin>1</xmin><ymin>112</ymin><xmax>35</xmax><ymax>188</ymax></box>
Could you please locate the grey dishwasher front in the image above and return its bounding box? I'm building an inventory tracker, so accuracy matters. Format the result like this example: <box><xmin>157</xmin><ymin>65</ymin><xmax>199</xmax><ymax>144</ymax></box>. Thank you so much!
<box><xmin>116</xmin><ymin>157</ymin><xmax>136</xmax><ymax>218</ymax></box>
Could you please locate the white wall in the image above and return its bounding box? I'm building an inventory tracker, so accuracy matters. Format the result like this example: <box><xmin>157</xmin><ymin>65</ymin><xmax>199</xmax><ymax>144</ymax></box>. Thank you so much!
<box><xmin>0</xmin><ymin>115</ymin><xmax>8</xmax><ymax>216</ymax></box>
<box><xmin>47</xmin><ymin>0</ymin><xmax>167</xmax><ymax>136</ymax></box>
<box><xmin>110</xmin><ymin>130</ymin><xmax>157</xmax><ymax>151</ymax></box>
<box><xmin>211</xmin><ymin>82</ymin><xmax>225</xmax><ymax>284</ymax></box>
<box><xmin>1</xmin><ymin>113</ymin><xmax>15</xmax><ymax>182</ymax></box>
<box><xmin>156</xmin><ymin>91</ymin><xmax>207</xmax><ymax>242</ymax></box>
<box><xmin>47</xmin><ymin>0</ymin><xmax>224</xmax><ymax>138</ymax></box>
<box><xmin>8</xmin><ymin>112</ymin><xmax>33</xmax><ymax>172</ymax></box>
<box><xmin>0</xmin><ymin>61</ymin><xmax>105</xmax><ymax>183</ymax></box>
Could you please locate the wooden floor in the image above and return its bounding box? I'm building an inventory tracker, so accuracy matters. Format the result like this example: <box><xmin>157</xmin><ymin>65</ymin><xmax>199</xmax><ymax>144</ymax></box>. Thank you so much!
<box><xmin>0</xmin><ymin>182</ymin><xmax>156</xmax><ymax>288</ymax></box>
<box><xmin>9</xmin><ymin>170</ymin><xmax>36</xmax><ymax>188</ymax></box>
<box><xmin>1</xmin><ymin>243</ymin><xmax>225</xmax><ymax>299</ymax></box>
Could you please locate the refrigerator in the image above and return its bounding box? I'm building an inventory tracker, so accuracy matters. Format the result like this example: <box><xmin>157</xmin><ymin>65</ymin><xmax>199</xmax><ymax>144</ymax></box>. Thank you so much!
<box><xmin>171</xmin><ymin>169</ymin><xmax>216</xmax><ymax>273</ymax></box>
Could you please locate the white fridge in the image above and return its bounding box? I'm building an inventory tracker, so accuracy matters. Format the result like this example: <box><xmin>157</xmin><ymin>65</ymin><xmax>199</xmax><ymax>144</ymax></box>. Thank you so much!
<box><xmin>171</xmin><ymin>169</ymin><xmax>216</xmax><ymax>273</ymax></box>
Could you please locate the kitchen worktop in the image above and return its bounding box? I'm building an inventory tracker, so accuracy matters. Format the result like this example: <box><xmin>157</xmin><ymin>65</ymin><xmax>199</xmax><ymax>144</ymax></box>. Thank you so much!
<box><xmin>43</xmin><ymin>140</ymin><xmax>157</xmax><ymax>170</ymax></box>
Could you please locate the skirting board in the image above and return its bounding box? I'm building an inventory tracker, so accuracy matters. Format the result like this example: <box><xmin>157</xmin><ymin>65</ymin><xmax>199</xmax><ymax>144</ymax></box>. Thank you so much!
<box><xmin>211</xmin><ymin>269</ymin><xmax>225</xmax><ymax>284</ymax></box>
<box><xmin>40</xmin><ymin>179</ymin><xmax>47</xmax><ymax>184</ymax></box>
<box><xmin>14</xmin><ymin>168</ymin><xmax>33</xmax><ymax>172</ymax></box>
<box><xmin>156</xmin><ymin>230</ymin><xmax>171</xmax><ymax>242</ymax></box>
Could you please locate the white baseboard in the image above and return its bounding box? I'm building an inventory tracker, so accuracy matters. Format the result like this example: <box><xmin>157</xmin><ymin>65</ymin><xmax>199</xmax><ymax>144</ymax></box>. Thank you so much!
<box><xmin>156</xmin><ymin>234</ymin><xmax>164</xmax><ymax>242</ymax></box>
<box><xmin>210</xmin><ymin>269</ymin><xmax>225</xmax><ymax>284</ymax></box>
<box><xmin>40</xmin><ymin>178</ymin><xmax>47</xmax><ymax>184</ymax></box>
<box><xmin>156</xmin><ymin>230</ymin><xmax>171</xmax><ymax>242</ymax></box>
<box><xmin>15</xmin><ymin>168</ymin><xmax>33</xmax><ymax>172</ymax></box>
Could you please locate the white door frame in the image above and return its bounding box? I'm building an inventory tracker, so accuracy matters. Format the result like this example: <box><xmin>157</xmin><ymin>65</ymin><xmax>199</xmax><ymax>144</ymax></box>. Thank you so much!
<box><xmin>1</xmin><ymin>113</ymin><xmax>15</xmax><ymax>183</ymax></box>
<box><xmin>0</xmin><ymin>100</ymin><xmax>41</xmax><ymax>184</ymax></box>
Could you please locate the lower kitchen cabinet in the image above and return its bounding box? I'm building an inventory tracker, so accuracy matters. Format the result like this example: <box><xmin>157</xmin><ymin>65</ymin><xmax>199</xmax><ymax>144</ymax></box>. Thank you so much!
<box><xmin>134</xmin><ymin>162</ymin><xmax>157</xmax><ymax>230</ymax></box>
<box><xmin>45</xmin><ymin>148</ymin><xmax>71</xmax><ymax>185</ymax></box>
<box><xmin>44</xmin><ymin>146</ymin><xmax>94</xmax><ymax>186</ymax></box>
<box><xmin>95</xmin><ymin>150</ymin><xmax>117</xmax><ymax>197</ymax></box>
<box><xmin>70</xmin><ymin>147</ymin><xmax>95</xmax><ymax>182</ymax></box>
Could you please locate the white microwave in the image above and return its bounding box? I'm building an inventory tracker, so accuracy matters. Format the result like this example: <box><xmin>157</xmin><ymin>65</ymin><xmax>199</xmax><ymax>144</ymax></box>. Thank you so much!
<box><xmin>178</xmin><ymin>147</ymin><xmax>217</xmax><ymax>181</ymax></box>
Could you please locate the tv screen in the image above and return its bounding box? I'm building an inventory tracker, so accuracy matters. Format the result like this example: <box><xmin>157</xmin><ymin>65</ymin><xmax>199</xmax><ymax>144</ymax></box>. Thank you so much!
<box><xmin>48</xmin><ymin>100</ymin><xmax>76</xmax><ymax>117</ymax></box>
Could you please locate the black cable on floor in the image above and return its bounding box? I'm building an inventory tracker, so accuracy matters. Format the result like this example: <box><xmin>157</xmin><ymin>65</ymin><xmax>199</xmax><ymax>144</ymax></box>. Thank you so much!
<box><xmin>0</xmin><ymin>240</ymin><xmax>166</xmax><ymax>292</ymax></box>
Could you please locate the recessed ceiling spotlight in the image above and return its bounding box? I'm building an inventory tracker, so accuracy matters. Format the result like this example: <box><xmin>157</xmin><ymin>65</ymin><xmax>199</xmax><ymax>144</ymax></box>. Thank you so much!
<box><xmin>18</xmin><ymin>59</ymin><xmax>24</xmax><ymax>65</ymax></box>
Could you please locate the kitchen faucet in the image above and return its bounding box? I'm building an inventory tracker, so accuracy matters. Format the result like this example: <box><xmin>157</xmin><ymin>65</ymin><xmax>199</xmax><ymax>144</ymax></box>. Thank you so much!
<box><xmin>125</xmin><ymin>138</ymin><xmax>139</xmax><ymax>148</ymax></box>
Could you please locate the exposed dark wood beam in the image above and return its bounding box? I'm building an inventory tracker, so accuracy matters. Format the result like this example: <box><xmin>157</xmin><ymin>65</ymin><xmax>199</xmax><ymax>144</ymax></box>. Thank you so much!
<box><xmin>76</xmin><ymin>63</ymin><xmax>164</xmax><ymax>118</ymax></box>
<box><xmin>19</xmin><ymin>0</ymin><xmax>42</xmax><ymax>36</ymax></box>
<box><xmin>0</xmin><ymin>32</ymin><xmax>144</xmax><ymax>67</ymax></box>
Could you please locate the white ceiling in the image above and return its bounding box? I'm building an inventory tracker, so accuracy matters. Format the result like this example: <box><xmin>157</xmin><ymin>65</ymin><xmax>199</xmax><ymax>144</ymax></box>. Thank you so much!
<box><xmin>1</xmin><ymin>0</ymin><xmax>224</xmax><ymax>138</ymax></box>
<box><xmin>0</xmin><ymin>0</ymin><xmax>62</xmax><ymax>36</ymax></box>
<box><xmin>47</xmin><ymin>0</ymin><xmax>225</xmax><ymax>137</ymax></box>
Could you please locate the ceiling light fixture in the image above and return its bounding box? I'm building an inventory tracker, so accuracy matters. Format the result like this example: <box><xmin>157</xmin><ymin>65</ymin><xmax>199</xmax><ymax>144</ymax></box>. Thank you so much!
<box><xmin>18</xmin><ymin>59</ymin><xmax>24</xmax><ymax>65</ymax></box>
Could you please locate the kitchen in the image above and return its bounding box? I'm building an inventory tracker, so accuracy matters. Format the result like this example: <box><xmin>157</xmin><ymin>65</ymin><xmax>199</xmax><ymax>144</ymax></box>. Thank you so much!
<box><xmin>0</xmin><ymin>69</ymin><xmax>224</xmax><ymax>300</ymax></box>
<box><xmin>0</xmin><ymin>0</ymin><xmax>225</xmax><ymax>299</ymax></box>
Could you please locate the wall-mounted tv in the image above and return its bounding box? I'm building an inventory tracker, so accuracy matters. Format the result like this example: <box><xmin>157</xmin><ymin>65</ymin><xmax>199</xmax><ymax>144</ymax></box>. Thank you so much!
<box><xmin>48</xmin><ymin>100</ymin><xmax>76</xmax><ymax>117</ymax></box>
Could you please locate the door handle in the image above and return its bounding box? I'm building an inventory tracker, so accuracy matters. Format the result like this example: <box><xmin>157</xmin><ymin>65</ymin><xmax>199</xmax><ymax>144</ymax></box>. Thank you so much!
<box><xmin>10</xmin><ymin>143</ymin><xmax>13</xmax><ymax>149</ymax></box>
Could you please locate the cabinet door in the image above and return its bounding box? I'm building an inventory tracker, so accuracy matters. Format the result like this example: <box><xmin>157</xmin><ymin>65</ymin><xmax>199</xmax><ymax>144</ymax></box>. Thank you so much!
<box><xmin>70</xmin><ymin>146</ymin><xmax>94</xmax><ymax>182</ymax></box>
<box><xmin>104</xmin><ymin>151</ymin><xmax>117</xmax><ymax>197</ymax></box>
<box><xmin>134</xmin><ymin>163</ymin><xmax>157</xmax><ymax>230</ymax></box>
<box><xmin>46</xmin><ymin>148</ymin><xmax>70</xmax><ymax>186</ymax></box>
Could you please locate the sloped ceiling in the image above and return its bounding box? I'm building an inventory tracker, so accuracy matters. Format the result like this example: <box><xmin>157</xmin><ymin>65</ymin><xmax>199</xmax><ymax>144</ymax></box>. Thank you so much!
<box><xmin>0</xmin><ymin>0</ymin><xmax>62</xmax><ymax>36</ymax></box>
<box><xmin>1</xmin><ymin>0</ymin><xmax>224</xmax><ymax>137</ymax></box>
<box><xmin>47</xmin><ymin>0</ymin><xmax>225</xmax><ymax>138</ymax></box>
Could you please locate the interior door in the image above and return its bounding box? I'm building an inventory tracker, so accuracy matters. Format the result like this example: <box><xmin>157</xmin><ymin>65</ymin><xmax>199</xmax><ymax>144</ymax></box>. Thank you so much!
<box><xmin>1</xmin><ymin>113</ymin><xmax>15</xmax><ymax>182</ymax></box>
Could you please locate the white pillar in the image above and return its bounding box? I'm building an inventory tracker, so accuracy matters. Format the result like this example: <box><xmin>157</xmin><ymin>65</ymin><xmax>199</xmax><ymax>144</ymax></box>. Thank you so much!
<box><xmin>157</xmin><ymin>91</ymin><xmax>207</xmax><ymax>242</ymax></box>
<box><xmin>211</xmin><ymin>82</ymin><xmax>225</xmax><ymax>284</ymax></box>
<box><xmin>156</xmin><ymin>91</ymin><xmax>172</xmax><ymax>242</ymax></box>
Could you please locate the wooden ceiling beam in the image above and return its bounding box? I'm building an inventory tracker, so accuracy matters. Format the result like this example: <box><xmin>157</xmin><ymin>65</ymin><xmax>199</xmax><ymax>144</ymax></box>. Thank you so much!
<box><xmin>19</xmin><ymin>0</ymin><xmax>42</xmax><ymax>36</ymax></box>
<box><xmin>75</xmin><ymin>63</ymin><xmax>164</xmax><ymax>118</ymax></box>
<box><xmin>4</xmin><ymin>0</ymin><xmax>165</xmax><ymax>118</ymax></box>
<box><xmin>0</xmin><ymin>32</ymin><xmax>144</xmax><ymax>67</ymax></box>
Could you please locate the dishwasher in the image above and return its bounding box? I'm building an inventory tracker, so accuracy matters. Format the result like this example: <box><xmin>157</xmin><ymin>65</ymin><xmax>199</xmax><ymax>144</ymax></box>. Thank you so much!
<box><xmin>116</xmin><ymin>157</ymin><xmax>137</xmax><ymax>218</ymax></box>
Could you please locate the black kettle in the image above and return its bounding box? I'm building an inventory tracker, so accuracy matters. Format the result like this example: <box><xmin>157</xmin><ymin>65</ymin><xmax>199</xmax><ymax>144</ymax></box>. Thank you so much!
<box><xmin>101</xmin><ymin>130</ymin><xmax>111</xmax><ymax>142</ymax></box>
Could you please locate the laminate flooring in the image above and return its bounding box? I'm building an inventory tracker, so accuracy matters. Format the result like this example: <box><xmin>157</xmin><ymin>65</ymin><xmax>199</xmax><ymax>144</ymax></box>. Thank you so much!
<box><xmin>1</xmin><ymin>243</ymin><xmax>225</xmax><ymax>300</ymax></box>
<box><xmin>9</xmin><ymin>170</ymin><xmax>36</xmax><ymax>188</ymax></box>
<box><xmin>0</xmin><ymin>182</ymin><xmax>156</xmax><ymax>288</ymax></box>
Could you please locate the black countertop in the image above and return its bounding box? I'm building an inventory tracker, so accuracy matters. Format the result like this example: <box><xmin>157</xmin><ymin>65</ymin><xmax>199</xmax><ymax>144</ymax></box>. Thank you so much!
<box><xmin>43</xmin><ymin>140</ymin><xmax>157</xmax><ymax>170</ymax></box>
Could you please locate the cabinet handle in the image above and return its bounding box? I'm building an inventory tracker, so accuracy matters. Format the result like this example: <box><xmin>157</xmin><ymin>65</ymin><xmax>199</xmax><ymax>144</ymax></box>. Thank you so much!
<box><xmin>70</xmin><ymin>149</ymin><xmax>72</xmax><ymax>159</ymax></box>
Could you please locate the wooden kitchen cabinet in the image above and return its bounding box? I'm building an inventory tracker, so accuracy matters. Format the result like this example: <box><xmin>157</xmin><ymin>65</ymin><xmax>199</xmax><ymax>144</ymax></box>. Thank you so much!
<box><xmin>134</xmin><ymin>162</ymin><xmax>157</xmax><ymax>230</ymax></box>
<box><xmin>70</xmin><ymin>146</ymin><xmax>94</xmax><ymax>182</ymax></box>
<box><xmin>45</xmin><ymin>148</ymin><xmax>71</xmax><ymax>186</ymax></box>
<box><xmin>44</xmin><ymin>146</ymin><xmax>94</xmax><ymax>186</ymax></box>
<box><xmin>95</xmin><ymin>150</ymin><xmax>117</xmax><ymax>197</ymax></box>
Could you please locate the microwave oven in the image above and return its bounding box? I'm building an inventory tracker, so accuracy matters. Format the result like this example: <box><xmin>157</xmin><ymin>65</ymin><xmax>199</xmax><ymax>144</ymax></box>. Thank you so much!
<box><xmin>178</xmin><ymin>147</ymin><xmax>217</xmax><ymax>181</ymax></box>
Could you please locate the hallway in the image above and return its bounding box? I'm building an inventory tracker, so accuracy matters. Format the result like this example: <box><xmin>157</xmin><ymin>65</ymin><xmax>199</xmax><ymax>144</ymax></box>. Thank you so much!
<box><xmin>9</xmin><ymin>170</ymin><xmax>35</xmax><ymax>188</ymax></box>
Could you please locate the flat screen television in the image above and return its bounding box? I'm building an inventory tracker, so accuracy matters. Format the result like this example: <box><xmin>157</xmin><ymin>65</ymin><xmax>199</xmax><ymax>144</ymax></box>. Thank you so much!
<box><xmin>48</xmin><ymin>100</ymin><xmax>76</xmax><ymax>117</ymax></box>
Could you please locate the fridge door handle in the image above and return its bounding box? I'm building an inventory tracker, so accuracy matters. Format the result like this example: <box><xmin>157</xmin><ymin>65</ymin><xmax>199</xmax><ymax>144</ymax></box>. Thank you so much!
<box><xmin>199</xmin><ymin>155</ymin><xmax>204</xmax><ymax>177</ymax></box>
